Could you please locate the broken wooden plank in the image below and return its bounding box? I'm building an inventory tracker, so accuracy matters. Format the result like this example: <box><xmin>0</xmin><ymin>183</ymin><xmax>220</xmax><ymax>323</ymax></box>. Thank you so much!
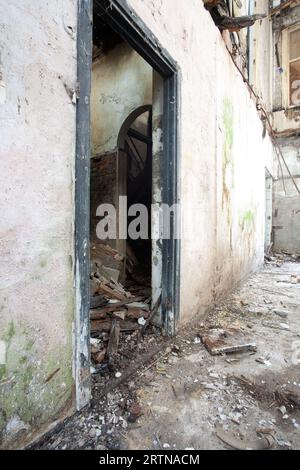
<box><xmin>90</xmin><ymin>296</ymin><xmax>145</xmax><ymax>320</ymax></box>
<box><xmin>215</xmin><ymin>14</ymin><xmax>266</xmax><ymax>32</ymax></box>
<box><xmin>270</xmin><ymin>0</ymin><xmax>300</xmax><ymax>16</ymax></box>
<box><xmin>112</xmin><ymin>310</ymin><xmax>126</xmax><ymax>320</ymax></box>
<box><xmin>92</xmin><ymin>349</ymin><xmax>106</xmax><ymax>364</ymax></box>
<box><xmin>201</xmin><ymin>328</ymin><xmax>257</xmax><ymax>356</ymax></box>
<box><xmin>91</xmin><ymin>319</ymin><xmax>139</xmax><ymax>333</ymax></box>
<box><xmin>90</xmin><ymin>295</ymin><xmax>107</xmax><ymax>309</ymax></box>
<box><xmin>126</xmin><ymin>307</ymin><xmax>150</xmax><ymax>320</ymax></box>
<box><xmin>97</xmin><ymin>282</ymin><xmax>126</xmax><ymax>301</ymax></box>
<box><xmin>107</xmin><ymin>319</ymin><xmax>121</xmax><ymax>362</ymax></box>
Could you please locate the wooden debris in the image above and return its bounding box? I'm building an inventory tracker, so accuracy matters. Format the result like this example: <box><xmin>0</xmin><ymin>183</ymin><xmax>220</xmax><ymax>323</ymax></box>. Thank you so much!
<box><xmin>91</xmin><ymin>319</ymin><xmax>139</xmax><ymax>333</ymax></box>
<box><xmin>97</xmin><ymin>280</ymin><xmax>127</xmax><ymax>301</ymax></box>
<box><xmin>140</xmin><ymin>295</ymin><xmax>162</xmax><ymax>336</ymax></box>
<box><xmin>201</xmin><ymin>328</ymin><xmax>257</xmax><ymax>356</ymax></box>
<box><xmin>127</xmin><ymin>307</ymin><xmax>150</xmax><ymax>320</ymax></box>
<box><xmin>89</xmin><ymin>243</ymin><xmax>154</xmax><ymax>360</ymax></box>
<box><xmin>90</xmin><ymin>295</ymin><xmax>107</xmax><ymax>309</ymax></box>
<box><xmin>98</xmin><ymin>347</ymin><xmax>161</xmax><ymax>397</ymax></box>
<box><xmin>216</xmin><ymin>424</ymin><xmax>276</xmax><ymax>450</ymax></box>
<box><xmin>107</xmin><ymin>319</ymin><xmax>121</xmax><ymax>362</ymax></box>
<box><xmin>112</xmin><ymin>310</ymin><xmax>126</xmax><ymax>320</ymax></box>
<box><xmin>90</xmin><ymin>296</ymin><xmax>145</xmax><ymax>320</ymax></box>
<box><xmin>215</xmin><ymin>14</ymin><xmax>266</xmax><ymax>32</ymax></box>
<box><xmin>93</xmin><ymin>349</ymin><xmax>106</xmax><ymax>364</ymax></box>
<box><xmin>90</xmin><ymin>242</ymin><xmax>124</xmax><ymax>282</ymax></box>
<box><xmin>128</xmin><ymin>302</ymin><xmax>149</xmax><ymax>310</ymax></box>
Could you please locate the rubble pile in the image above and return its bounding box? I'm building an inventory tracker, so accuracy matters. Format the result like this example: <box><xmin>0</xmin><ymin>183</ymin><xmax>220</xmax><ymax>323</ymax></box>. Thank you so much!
<box><xmin>89</xmin><ymin>243</ymin><xmax>159</xmax><ymax>379</ymax></box>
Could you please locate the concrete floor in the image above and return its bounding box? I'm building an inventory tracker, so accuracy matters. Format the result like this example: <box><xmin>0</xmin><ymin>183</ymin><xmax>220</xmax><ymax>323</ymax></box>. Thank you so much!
<box><xmin>34</xmin><ymin>257</ymin><xmax>300</xmax><ymax>450</ymax></box>
<box><xmin>126</xmin><ymin>258</ymin><xmax>300</xmax><ymax>450</ymax></box>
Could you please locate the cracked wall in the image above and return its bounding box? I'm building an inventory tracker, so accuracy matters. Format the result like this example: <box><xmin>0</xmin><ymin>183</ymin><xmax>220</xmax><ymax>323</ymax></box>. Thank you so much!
<box><xmin>0</xmin><ymin>0</ymin><xmax>77</xmax><ymax>448</ymax></box>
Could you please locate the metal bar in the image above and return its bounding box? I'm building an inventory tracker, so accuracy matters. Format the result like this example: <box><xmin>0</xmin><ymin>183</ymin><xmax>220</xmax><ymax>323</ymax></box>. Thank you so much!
<box><xmin>128</xmin><ymin>127</ymin><xmax>152</xmax><ymax>144</ymax></box>
<box><xmin>125</xmin><ymin>140</ymin><xmax>141</xmax><ymax>171</ymax></box>
<box><xmin>128</xmin><ymin>135</ymin><xmax>145</xmax><ymax>168</ymax></box>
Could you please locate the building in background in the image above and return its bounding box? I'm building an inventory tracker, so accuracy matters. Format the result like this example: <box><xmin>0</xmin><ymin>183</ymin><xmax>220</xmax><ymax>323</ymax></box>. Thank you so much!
<box><xmin>271</xmin><ymin>0</ymin><xmax>300</xmax><ymax>253</ymax></box>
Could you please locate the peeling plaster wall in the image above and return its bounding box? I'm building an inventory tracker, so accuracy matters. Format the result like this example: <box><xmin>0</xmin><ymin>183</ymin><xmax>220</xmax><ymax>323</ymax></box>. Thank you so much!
<box><xmin>127</xmin><ymin>0</ymin><xmax>274</xmax><ymax>322</ymax></box>
<box><xmin>0</xmin><ymin>0</ymin><xmax>77</xmax><ymax>448</ymax></box>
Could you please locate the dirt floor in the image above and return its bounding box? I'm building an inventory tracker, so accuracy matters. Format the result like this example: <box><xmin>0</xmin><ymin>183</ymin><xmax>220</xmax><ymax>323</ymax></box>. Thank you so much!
<box><xmin>33</xmin><ymin>255</ymin><xmax>300</xmax><ymax>450</ymax></box>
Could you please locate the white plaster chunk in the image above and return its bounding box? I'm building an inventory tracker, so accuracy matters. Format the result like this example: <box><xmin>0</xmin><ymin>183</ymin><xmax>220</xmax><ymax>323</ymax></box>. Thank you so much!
<box><xmin>6</xmin><ymin>416</ymin><xmax>29</xmax><ymax>436</ymax></box>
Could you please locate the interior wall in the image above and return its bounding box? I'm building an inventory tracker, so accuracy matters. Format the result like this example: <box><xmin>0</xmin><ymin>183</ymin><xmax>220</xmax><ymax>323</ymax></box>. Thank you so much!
<box><xmin>127</xmin><ymin>0</ymin><xmax>274</xmax><ymax>323</ymax></box>
<box><xmin>0</xmin><ymin>0</ymin><xmax>77</xmax><ymax>448</ymax></box>
<box><xmin>91</xmin><ymin>41</ymin><xmax>152</xmax><ymax>156</ymax></box>
<box><xmin>90</xmin><ymin>42</ymin><xmax>152</xmax><ymax>252</ymax></box>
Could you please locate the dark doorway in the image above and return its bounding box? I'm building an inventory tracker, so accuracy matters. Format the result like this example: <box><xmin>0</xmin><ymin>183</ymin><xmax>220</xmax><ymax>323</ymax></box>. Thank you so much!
<box><xmin>75</xmin><ymin>0</ymin><xmax>180</xmax><ymax>409</ymax></box>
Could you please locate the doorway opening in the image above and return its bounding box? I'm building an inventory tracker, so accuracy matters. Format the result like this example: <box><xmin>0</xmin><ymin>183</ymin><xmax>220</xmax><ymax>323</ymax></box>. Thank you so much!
<box><xmin>124</xmin><ymin>108</ymin><xmax>153</xmax><ymax>287</ymax></box>
<box><xmin>75</xmin><ymin>0</ymin><xmax>180</xmax><ymax>409</ymax></box>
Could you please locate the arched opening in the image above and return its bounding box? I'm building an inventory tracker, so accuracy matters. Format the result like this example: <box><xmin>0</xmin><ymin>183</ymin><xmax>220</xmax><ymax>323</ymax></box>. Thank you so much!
<box><xmin>118</xmin><ymin>107</ymin><xmax>153</xmax><ymax>287</ymax></box>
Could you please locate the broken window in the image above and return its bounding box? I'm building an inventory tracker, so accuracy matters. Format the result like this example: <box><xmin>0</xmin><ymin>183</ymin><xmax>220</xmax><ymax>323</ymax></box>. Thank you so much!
<box><xmin>289</xmin><ymin>27</ymin><xmax>300</xmax><ymax>106</ymax></box>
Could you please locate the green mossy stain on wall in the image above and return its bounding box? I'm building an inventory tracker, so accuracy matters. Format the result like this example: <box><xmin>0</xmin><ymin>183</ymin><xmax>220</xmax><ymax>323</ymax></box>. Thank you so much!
<box><xmin>0</xmin><ymin>229</ymin><xmax>75</xmax><ymax>447</ymax></box>
<box><xmin>222</xmin><ymin>98</ymin><xmax>234</xmax><ymax>228</ymax></box>
<box><xmin>3</xmin><ymin>321</ymin><xmax>15</xmax><ymax>344</ymax></box>
<box><xmin>239</xmin><ymin>209</ymin><xmax>255</xmax><ymax>231</ymax></box>
<box><xmin>0</xmin><ymin>284</ymin><xmax>75</xmax><ymax>445</ymax></box>
<box><xmin>0</xmin><ymin>366</ymin><xmax>6</xmax><ymax>382</ymax></box>
<box><xmin>0</xmin><ymin>323</ymin><xmax>74</xmax><ymax>443</ymax></box>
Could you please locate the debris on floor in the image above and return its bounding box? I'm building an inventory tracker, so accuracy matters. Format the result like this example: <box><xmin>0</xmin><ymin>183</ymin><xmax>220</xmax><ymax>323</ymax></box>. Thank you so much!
<box><xmin>215</xmin><ymin>424</ymin><xmax>276</xmax><ymax>450</ymax></box>
<box><xmin>32</xmin><ymin>253</ymin><xmax>300</xmax><ymax>450</ymax></box>
<box><xmin>200</xmin><ymin>328</ymin><xmax>257</xmax><ymax>356</ymax></box>
<box><xmin>89</xmin><ymin>242</ymin><xmax>158</xmax><ymax>380</ymax></box>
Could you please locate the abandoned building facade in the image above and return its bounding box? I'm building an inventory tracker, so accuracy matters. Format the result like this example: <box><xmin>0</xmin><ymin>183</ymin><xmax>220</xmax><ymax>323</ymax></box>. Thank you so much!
<box><xmin>0</xmin><ymin>0</ymin><xmax>299</xmax><ymax>449</ymax></box>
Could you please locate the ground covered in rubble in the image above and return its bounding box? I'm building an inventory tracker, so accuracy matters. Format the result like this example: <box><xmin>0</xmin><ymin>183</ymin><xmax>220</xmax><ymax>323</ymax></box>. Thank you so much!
<box><xmin>33</xmin><ymin>255</ymin><xmax>300</xmax><ymax>450</ymax></box>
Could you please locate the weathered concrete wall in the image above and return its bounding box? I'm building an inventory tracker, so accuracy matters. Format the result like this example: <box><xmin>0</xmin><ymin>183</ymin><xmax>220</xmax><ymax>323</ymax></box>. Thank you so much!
<box><xmin>91</xmin><ymin>42</ymin><xmax>152</xmax><ymax>156</ymax></box>
<box><xmin>0</xmin><ymin>0</ymin><xmax>77</xmax><ymax>447</ymax></box>
<box><xmin>127</xmin><ymin>0</ymin><xmax>274</xmax><ymax>322</ymax></box>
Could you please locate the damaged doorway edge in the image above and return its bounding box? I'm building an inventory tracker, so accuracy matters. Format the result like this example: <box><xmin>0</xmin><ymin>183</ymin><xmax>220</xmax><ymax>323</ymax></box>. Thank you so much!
<box><xmin>75</xmin><ymin>0</ymin><xmax>181</xmax><ymax>410</ymax></box>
